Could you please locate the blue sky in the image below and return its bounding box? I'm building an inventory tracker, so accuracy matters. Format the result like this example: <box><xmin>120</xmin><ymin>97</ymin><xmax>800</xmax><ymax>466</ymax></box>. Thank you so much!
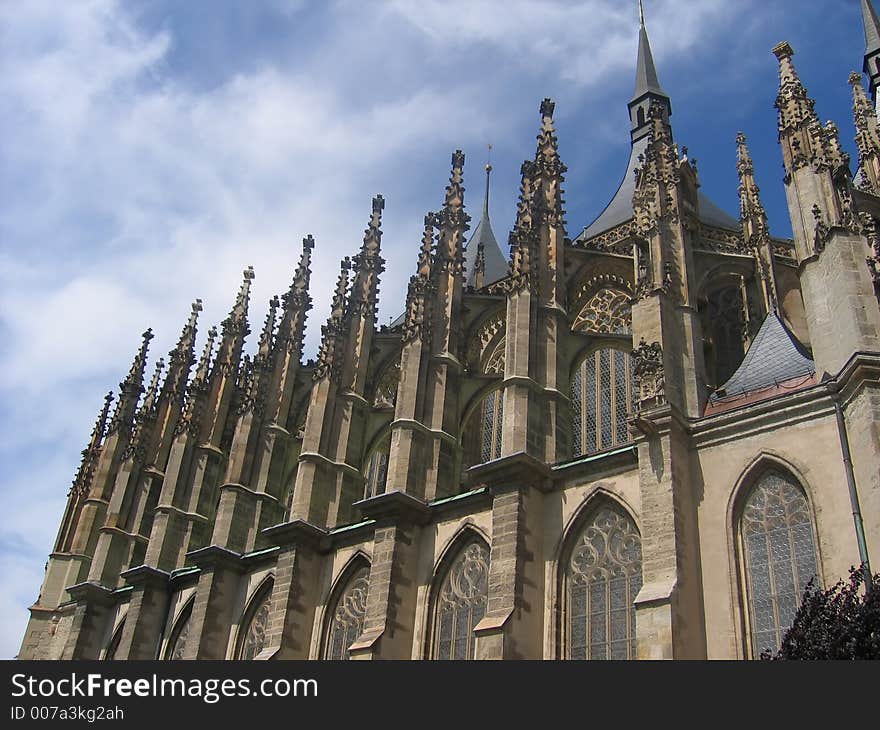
<box><xmin>0</xmin><ymin>0</ymin><xmax>867</xmax><ymax>658</ymax></box>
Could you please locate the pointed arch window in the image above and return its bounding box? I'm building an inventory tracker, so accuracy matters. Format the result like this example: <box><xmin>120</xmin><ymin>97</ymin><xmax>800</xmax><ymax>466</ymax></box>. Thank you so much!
<box><xmin>571</xmin><ymin>347</ymin><xmax>633</xmax><ymax>457</ymax></box>
<box><xmin>431</xmin><ymin>537</ymin><xmax>490</xmax><ymax>660</ymax></box>
<box><xmin>739</xmin><ymin>469</ymin><xmax>818</xmax><ymax>657</ymax></box>
<box><xmin>706</xmin><ymin>285</ymin><xmax>747</xmax><ymax>386</ymax></box>
<box><xmin>165</xmin><ymin>601</ymin><xmax>193</xmax><ymax>660</ymax></box>
<box><xmin>104</xmin><ymin>622</ymin><xmax>124</xmax><ymax>661</ymax></box>
<box><xmin>563</xmin><ymin>503</ymin><xmax>642</xmax><ymax>660</ymax></box>
<box><xmin>573</xmin><ymin>288</ymin><xmax>632</xmax><ymax>335</ymax></box>
<box><xmin>237</xmin><ymin>582</ymin><xmax>272</xmax><ymax>660</ymax></box>
<box><xmin>324</xmin><ymin>564</ymin><xmax>370</xmax><ymax>660</ymax></box>
<box><xmin>480</xmin><ymin>390</ymin><xmax>504</xmax><ymax>463</ymax></box>
<box><xmin>364</xmin><ymin>435</ymin><xmax>390</xmax><ymax>498</ymax></box>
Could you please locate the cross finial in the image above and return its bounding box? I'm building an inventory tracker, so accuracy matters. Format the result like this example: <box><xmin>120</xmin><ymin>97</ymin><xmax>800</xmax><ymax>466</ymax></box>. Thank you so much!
<box><xmin>638</xmin><ymin>0</ymin><xmax>645</xmax><ymax>28</ymax></box>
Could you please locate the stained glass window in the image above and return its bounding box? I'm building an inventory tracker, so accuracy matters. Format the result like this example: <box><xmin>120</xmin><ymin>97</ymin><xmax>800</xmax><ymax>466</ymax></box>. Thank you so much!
<box><xmin>572</xmin><ymin>348</ymin><xmax>633</xmax><ymax>456</ymax></box>
<box><xmin>480</xmin><ymin>390</ymin><xmax>504</xmax><ymax>464</ymax></box>
<box><xmin>706</xmin><ymin>286</ymin><xmax>747</xmax><ymax>386</ymax></box>
<box><xmin>238</xmin><ymin>584</ymin><xmax>272</xmax><ymax>660</ymax></box>
<box><xmin>433</xmin><ymin>538</ymin><xmax>490</xmax><ymax>660</ymax></box>
<box><xmin>104</xmin><ymin>622</ymin><xmax>124</xmax><ymax>661</ymax></box>
<box><xmin>740</xmin><ymin>470</ymin><xmax>818</xmax><ymax>657</ymax></box>
<box><xmin>165</xmin><ymin>602</ymin><xmax>192</xmax><ymax>660</ymax></box>
<box><xmin>325</xmin><ymin>565</ymin><xmax>370</xmax><ymax>660</ymax></box>
<box><xmin>573</xmin><ymin>289</ymin><xmax>632</xmax><ymax>334</ymax></box>
<box><xmin>364</xmin><ymin>436</ymin><xmax>390</xmax><ymax>498</ymax></box>
<box><xmin>564</xmin><ymin>504</ymin><xmax>642</xmax><ymax>660</ymax></box>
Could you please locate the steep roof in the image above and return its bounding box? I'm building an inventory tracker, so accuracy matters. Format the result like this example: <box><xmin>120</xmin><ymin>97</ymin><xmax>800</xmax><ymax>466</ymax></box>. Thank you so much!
<box><xmin>463</xmin><ymin>165</ymin><xmax>507</xmax><ymax>287</ymax></box>
<box><xmin>709</xmin><ymin>312</ymin><xmax>815</xmax><ymax>403</ymax></box>
<box><xmin>576</xmin><ymin>135</ymin><xmax>739</xmax><ymax>243</ymax></box>
<box><xmin>632</xmin><ymin>21</ymin><xmax>667</xmax><ymax>102</ymax></box>
<box><xmin>863</xmin><ymin>0</ymin><xmax>880</xmax><ymax>58</ymax></box>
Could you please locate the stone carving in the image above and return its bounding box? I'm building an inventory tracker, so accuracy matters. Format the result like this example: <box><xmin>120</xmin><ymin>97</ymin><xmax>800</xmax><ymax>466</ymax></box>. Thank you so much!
<box><xmin>631</xmin><ymin>339</ymin><xmax>665</xmax><ymax>409</ymax></box>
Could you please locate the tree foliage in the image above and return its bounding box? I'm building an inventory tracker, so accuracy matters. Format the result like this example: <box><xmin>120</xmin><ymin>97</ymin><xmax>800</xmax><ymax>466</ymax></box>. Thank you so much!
<box><xmin>762</xmin><ymin>566</ymin><xmax>880</xmax><ymax>660</ymax></box>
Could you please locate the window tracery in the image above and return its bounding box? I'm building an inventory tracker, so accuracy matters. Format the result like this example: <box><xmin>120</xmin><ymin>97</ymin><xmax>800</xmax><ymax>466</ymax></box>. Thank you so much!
<box><xmin>740</xmin><ymin>470</ymin><xmax>818</xmax><ymax>657</ymax></box>
<box><xmin>564</xmin><ymin>504</ymin><xmax>642</xmax><ymax>660</ymax></box>
<box><xmin>432</xmin><ymin>539</ymin><xmax>490</xmax><ymax>660</ymax></box>
<box><xmin>166</xmin><ymin>603</ymin><xmax>192</xmax><ymax>661</ymax></box>
<box><xmin>573</xmin><ymin>288</ymin><xmax>632</xmax><ymax>334</ymax></box>
<box><xmin>238</xmin><ymin>585</ymin><xmax>272</xmax><ymax>660</ymax></box>
<box><xmin>571</xmin><ymin>348</ymin><xmax>633</xmax><ymax>456</ymax></box>
<box><xmin>325</xmin><ymin>565</ymin><xmax>370</xmax><ymax>660</ymax></box>
<box><xmin>364</xmin><ymin>436</ymin><xmax>390</xmax><ymax>498</ymax></box>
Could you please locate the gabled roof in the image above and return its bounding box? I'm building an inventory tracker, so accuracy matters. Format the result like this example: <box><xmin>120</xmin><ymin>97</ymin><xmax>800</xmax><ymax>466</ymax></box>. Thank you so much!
<box><xmin>709</xmin><ymin>312</ymin><xmax>815</xmax><ymax>403</ymax></box>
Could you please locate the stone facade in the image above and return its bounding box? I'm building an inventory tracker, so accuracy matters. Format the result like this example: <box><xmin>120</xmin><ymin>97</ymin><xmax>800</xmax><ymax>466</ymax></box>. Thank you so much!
<box><xmin>18</xmin><ymin>6</ymin><xmax>880</xmax><ymax>661</ymax></box>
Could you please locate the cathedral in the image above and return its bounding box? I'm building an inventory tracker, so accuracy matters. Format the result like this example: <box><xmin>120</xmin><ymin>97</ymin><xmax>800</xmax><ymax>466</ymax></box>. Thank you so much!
<box><xmin>18</xmin><ymin>2</ymin><xmax>880</xmax><ymax>661</ymax></box>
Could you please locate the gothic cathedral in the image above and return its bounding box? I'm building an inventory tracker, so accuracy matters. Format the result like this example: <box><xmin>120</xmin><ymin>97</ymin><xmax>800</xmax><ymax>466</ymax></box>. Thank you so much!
<box><xmin>19</xmin><ymin>3</ymin><xmax>880</xmax><ymax>660</ymax></box>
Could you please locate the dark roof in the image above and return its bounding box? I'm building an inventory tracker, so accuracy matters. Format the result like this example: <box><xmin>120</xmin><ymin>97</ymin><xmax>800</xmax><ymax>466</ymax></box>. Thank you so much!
<box><xmin>463</xmin><ymin>181</ymin><xmax>507</xmax><ymax>287</ymax></box>
<box><xmin>632</xmin><ymin>23</ymin><xmax>667</xmax><ymax>102</ymax></box>
<box><xmin>576</xmin><ymin>136</ymin><xmax>739</xmax><ymax>242</ymax></box>
<box><xmin>709</xmin><ymin>312</ymin><xmax>815</xmax><ymax>402</ymax></box>
<box><xmin>863</xmin><ymin>0</ymin><xmax>880</xmax><ymax>56</ymax></box>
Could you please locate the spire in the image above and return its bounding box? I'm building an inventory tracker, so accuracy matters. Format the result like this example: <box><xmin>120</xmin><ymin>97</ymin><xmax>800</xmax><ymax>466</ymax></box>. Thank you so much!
<box><xmin>533</xmin><ymin>98</ymin><xmax>567</xmax><ymax>226</ymax></box>
<box><xmin>629</xmin><ymin>1</ymin><xmax>671</xmax><ymax>141</ymax></box>
<box><xmin>507</xmin><ymin>160</ymin><xmax>537</xmax><ymax>293</ymax></box>
<box><xmin>736</xmin><ymin>132</ymin><xmax>769</xmax><ymax>231</ymax></box>
<box><xmin>107</xmin><ymin>329</ymin><xmax>153</xmax><ymax>435</ymax></box>
<box><xmin>214</xmin><ymin>267</ymin><xmax>254</xmax><ymax>375</ymax></box>
<box><xmin>69</xmin><ymin>391</ymin><xmax>114</xmax><ymax>497</ymax></box>
<box><xmin>435</xmin><ymin>151</ymin><xmax>470</xmax><ymax>268</ymax></box>
<box><xmin>161</xmin><ymin>299</ymin><xmax>201</xmax><ymax>407</ymax></box>
<box><xmin>464</xmin><ymin>146</ymin><xmax>505</xmax><ymax>287</ymax></box>
<box><xmin>348</xmin><ymin>196</ymin><xmax>386</xmax><ymax>320</ymax></box>
<box><xmin>258</xmin><ymin>296</ymin><xmax>280</xmax><ymax>359</ymax></box>
<box><xmin>737</xmin><ymin>132</ymin><xmax>778</xmax><ymax>314</ymax></box>
<box><xmin>314</xmin><ymin>257</ymin><xmax>351</xmax><ymax>380</ymax></box>
<box><xmin>126</xmin><ymin>357</ymin><xmax>164</xmax><ymax>462</ymax></box>
<box><xmin>275</xmin><ymin>235</ymin><xmax>313</xmax><ymax>357</ymax></box>
<box><xmin>773</xmin><ymin>42</ymin><xmax>819</xmax><ymax>139</ymax></box>
<box><xmin>851</xmin><ymin>72</ymin><xmax>880</xmax><ymax>192</ymax></box>
<box><xmin>403</xmin><ymin>212</ymin><xmax>437</xmax><ymax>344</ymax></box>
<box><xmin>418</xmin><ymin>211</ymin><xmax>436</xmax><ymax>281</ymax></box>
<box><xmin>175</xmin><ymin>325</ymin><xmax>217</xmax><ymax>436</ymax></box>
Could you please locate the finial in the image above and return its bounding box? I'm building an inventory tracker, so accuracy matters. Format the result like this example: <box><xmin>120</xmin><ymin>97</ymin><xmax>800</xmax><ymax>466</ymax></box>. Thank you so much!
<box><xmin>330</xmin><ymin>257</ymin><xmax>351</xmax><ymax>322</ymax></box>
<box><xmin>485</xmin><ymin>143</ymin><xmax>493</xmax><ymax>173</ymax></box>
<box><xmin>772</xmin><ymin>41</ymin><xmax>794</xmax><ymax>62</ymax></box>
<box><xmin>638</xmin><ymin>0</ymin><xmax>645</xmax><ymax>28</ymax></box>
<box><xmin>259</xmin><ymin>296</ymin><xmax>280</xmax><ymax>357</ymax></box>
<box><xmin>194</xmin><ymin>326</ymin><xmax>218</xmax><ymax>382</ymax></box>
<box><xmin>92</xmin><ymin>391</ymin><xmax>114</xmax><ymax>445</ymax></box>
<box><xmin>418</xmin><ymin>212</ymin><xmax>435</xmax><ymax>279</ymax></box>
<box><xmin>540</xmin><ymin>97</ymin><xmax>555</xmax><ymax>120</ymax></box>
<box><xmin>142</xmin><ymin>357</ymin><xmax>164</xmax><ymax>411</ymax></box>
<box><xmin>303</xmin><ymin>233</ymin><xmax>315</xmax><ymax>251</ymax></box>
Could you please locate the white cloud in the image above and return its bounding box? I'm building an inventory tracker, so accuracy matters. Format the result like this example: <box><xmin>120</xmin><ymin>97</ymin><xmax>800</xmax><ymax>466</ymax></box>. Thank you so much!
<box><xmin>0</xmin><ymin>0</ymin><xmax>771</xmax><ymax>658</ymax></box>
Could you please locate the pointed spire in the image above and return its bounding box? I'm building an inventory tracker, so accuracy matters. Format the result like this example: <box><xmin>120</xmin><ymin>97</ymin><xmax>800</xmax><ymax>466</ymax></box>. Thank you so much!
<box><xmin>507</xmin><ymin>159</ymin><xmax>537</xmax><ymax>292</ymax></box>
<box><xmin>464</xmin><ymin>146</ymin><xmax>505</xmax><ymax>287</ymax></box>
<box><xmin>314</xmin><ymin>257</ymin><xmax>351</xmax><ymax>381</ymax></box>
<box><xmin>436</xmin><ymin>150</ymin><xmax>470</xmax><ymax>266</ymax></box>
<box><xmin>162</xmin><ymin>299</ymin><xmax>201</xmax><ymax>406</ymax></box>
<box><xmin>285</xmin><ymin>236</ymin><xmax>314</xmax><ymax>314</ymax></box>
<box><xmin>629</xmin><ymin>1</ymin><xmax>671</xmax><ymax>142</ymax></box>
<box><xmin>348</xmin><ymin>196</ymin><xmax>386</xmax><ymax>320</ymax></box>
<box><xmin>773</xmin><ymin>42</ymin><xmax>818</xmax><ymax>138</ymax></box>
<box><xmin>107</xmin><ymin>329</ymin><xmax>153</xmax><ymax>435</ymax></box>
<box><xmin>214</xmin><ymin>267</ymin><xmax>254</xmax><ymax>376</ymax></box>
<box><xmin>851</xmin><ymin>71</ymin><xmax>880</xmax><ymax>192</ymax></box>
<box><xmin>175</xmin><ymin>325</ymin><xmax>217</xmax><ymax>437</ymax></box>
<box><xmin>533</xmin><ymin>98</ymin><xmax>567</xmax><ymax>226</ymax></box>
<box><xmin>632</xmin><ymin>2</ymin><xmax>667</xmax><ymax>102</ymax></box>
<box><xmin>69</xmin><ymin>391</ymin><xmax>114</xmax><ymax>497</ymax></box>
<box><xmin>736</xmin><ymin>132</ymin><xmax>769</xmax><ymax>230</ymax></box>
<box><xmin>258</xmin><ymin>296</ymin><xmax>280</xmax><ymax>359</ymax></box>
<box><xmin>418</xmin><ymin>212</ymin><xmax>436</xmax><ymax>280</ymax></box>
<box><xmin>125</xmin><ymin>357</ymin><xmax>164</xmax><ymax>462</ymax></box>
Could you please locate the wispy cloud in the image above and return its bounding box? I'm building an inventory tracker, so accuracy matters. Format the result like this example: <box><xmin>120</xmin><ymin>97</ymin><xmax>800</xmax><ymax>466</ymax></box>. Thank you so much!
<box><xmin>0</xmin><ymin>0</ymin><xmax>847</xmax><ymax>658</ymax></box>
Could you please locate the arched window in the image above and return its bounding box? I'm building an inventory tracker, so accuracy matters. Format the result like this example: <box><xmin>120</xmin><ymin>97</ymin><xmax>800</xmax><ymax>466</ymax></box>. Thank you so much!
<box><xmin>324</xmin><ymin>564</ymin><xmax>370</xmax><ymax>660</ymax></box>
<box><xmin>563</xmin><ymin>503</ymin><xmax>642</xmax><ymax>660</ymax></box>
<box><xmin>462</xmin><ymin>389</ymin><xmax>504</xmax><ymax>469</ymax></box>
<box><xmin>431</xmin><ymin>536</ymin><xmax>490</xmax><ymax>660</ymax></box>
<box><xmin>706</xmin><ymin>285</ymin><xmax>747</xmax><ymax>386</ymax></box>
<box><xmin>237</xmin><ymin>582</ymin><xmax>272</xmax><ymax>660</ymax></box>
<box><xmin>739</xmin><ymin>469</ymin><xmax>818</xmax><ymax>657</ymax></box>
<box><xmin>364</xmin><ymin>435</ymin><xmax>390</xmax><ymax>498</ymax></box>
<box><xmin>573</xmin><ymin>288</ymin><xmax>632</xmax><ymax>335</ymax></box>
<box><xmin>571</xmin><ymin>348</ymin><xmax>633</xmax><ymax>457</ymax></box>
<box><xmin>104</xmin><ymin>622</ymin><xmax>124</xmax><ymax>661</ymax></box>
<box><xmin>165</xmin><ymin>601</ymin><xmax>193</xmax><ymax>660</ymax></box>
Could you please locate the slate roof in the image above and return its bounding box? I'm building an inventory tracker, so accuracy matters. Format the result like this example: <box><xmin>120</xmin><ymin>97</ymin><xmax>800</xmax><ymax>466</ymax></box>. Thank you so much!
<box><xmin>463</xmin><ymin>173</ymin><xmax>507</xmax><ymax>287</ymax></box>
<box><xmin>576</xmin><ymin>137</ymin><xmax>740</xmax><ymax>243</ymax></box>
<box><xmin>709</xmin><ymin>312</ymin><xmax>815</xmax><ymax>403</ymax></box>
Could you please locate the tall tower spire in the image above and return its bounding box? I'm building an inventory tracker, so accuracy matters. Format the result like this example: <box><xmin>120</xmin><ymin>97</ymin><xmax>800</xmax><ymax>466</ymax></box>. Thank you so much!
<box><xmin>862</xmin><ymin>0</ymin><xmax>880</xmax><ymax>106</ymax></box>
<box><xmin>629</xmin><ymin>0</ymin><xmax>671</xmax><ymax>142</ymax></box>
<box><xmin>464</xmin><ymin>145</ymin><xmax>505</xmax><ymax>287</ymax></box>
